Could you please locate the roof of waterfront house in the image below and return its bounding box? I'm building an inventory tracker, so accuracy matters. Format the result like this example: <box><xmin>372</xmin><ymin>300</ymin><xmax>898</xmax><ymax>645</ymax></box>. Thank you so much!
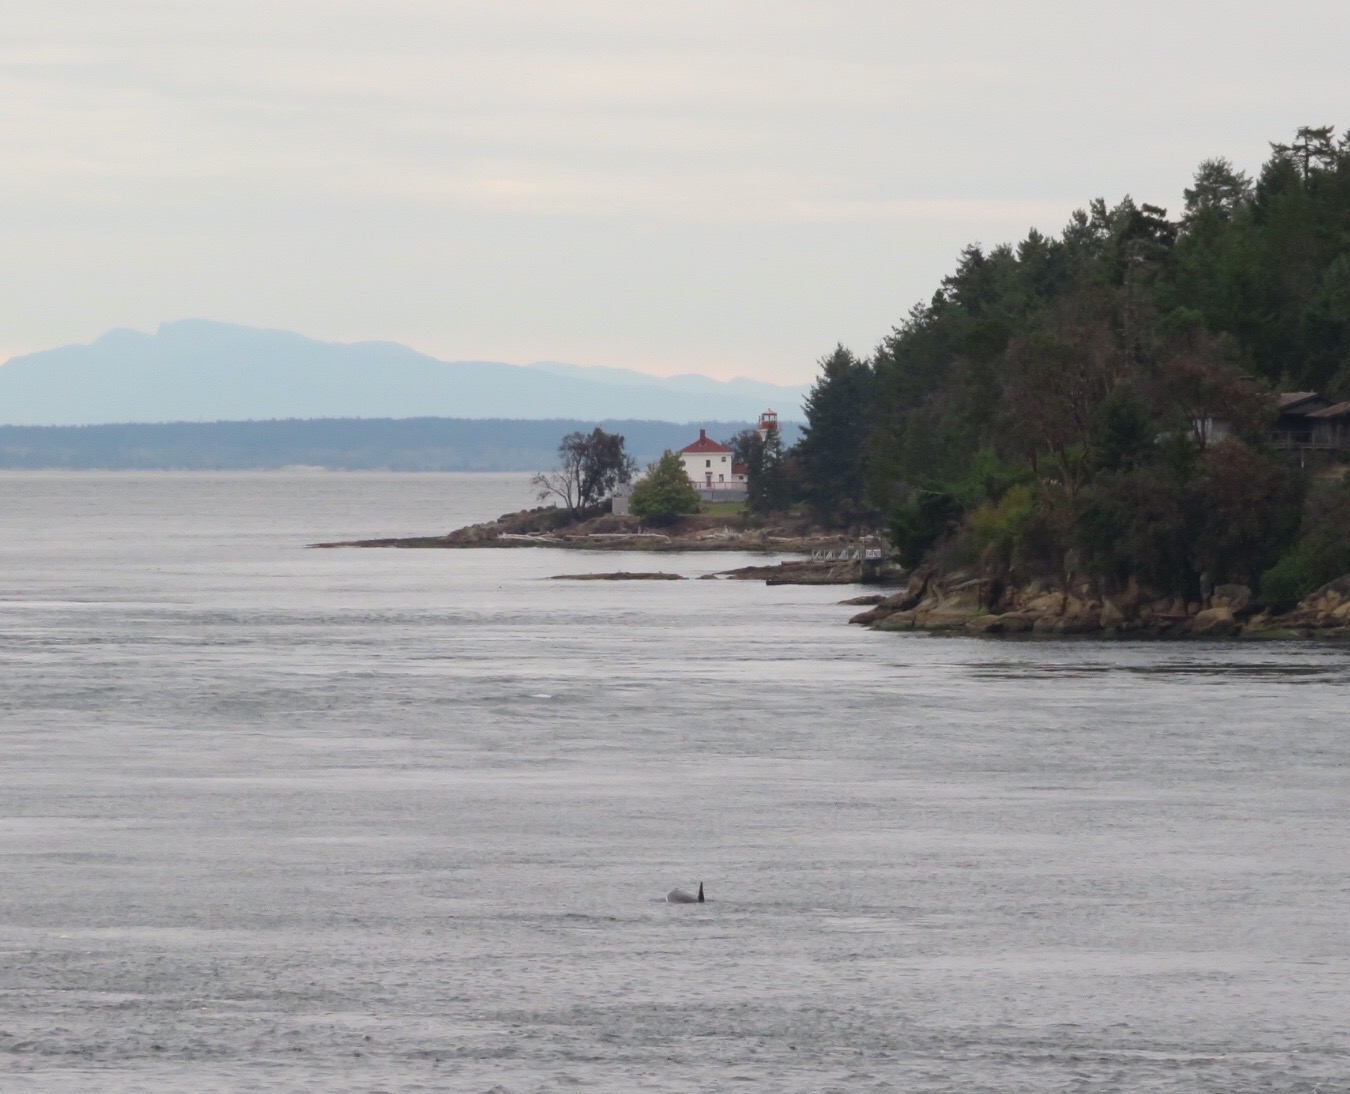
<box><xmin>679</xmin><ymin>429</ymin><xmax>732</xmax><ymax>454</ymax></box>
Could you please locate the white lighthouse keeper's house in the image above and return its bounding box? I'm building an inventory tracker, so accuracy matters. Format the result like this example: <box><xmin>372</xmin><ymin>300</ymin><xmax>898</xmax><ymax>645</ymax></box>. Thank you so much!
<box><xmin>678</xmin><ymin>429</ymin><xmax>735</xmax><ymax>490</ymax></box>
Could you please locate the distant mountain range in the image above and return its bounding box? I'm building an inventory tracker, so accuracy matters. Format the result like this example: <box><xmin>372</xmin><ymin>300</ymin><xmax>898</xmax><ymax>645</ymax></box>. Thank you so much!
<box><xmin>0</xmin><ymin>320</ymin><xmax>808</xmax><ymax>426</ymax></box>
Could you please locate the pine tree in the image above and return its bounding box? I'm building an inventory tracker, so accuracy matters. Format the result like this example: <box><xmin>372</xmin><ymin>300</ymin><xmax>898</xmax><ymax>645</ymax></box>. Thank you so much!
<box><xmin>747</xmin><ymin>426</ymin><xmax>789</xmax><ymax>513</ymax></box>
<box><xmin>793</xmin><ymin>345</ymin><xmax>874</xmax><ymax>526</ymax></box>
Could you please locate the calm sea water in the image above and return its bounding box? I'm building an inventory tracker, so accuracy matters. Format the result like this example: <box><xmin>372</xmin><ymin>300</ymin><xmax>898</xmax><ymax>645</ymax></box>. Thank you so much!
<box><xmin>3</xmin><ymin>471</ymin><xmax>1349</xmax><ymax>1093</ymax></box>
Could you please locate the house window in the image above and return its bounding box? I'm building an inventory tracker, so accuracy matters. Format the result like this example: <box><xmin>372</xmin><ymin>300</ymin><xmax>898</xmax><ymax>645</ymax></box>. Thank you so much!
<box><xmin>718</xmin><ymin>474</ymin><xmax>724</xmax><ymax>482</ymax></box>
<box><xmin>706</xmin><ymin>459</ymin><xmax>711</xmax><ymax>467</ymax></box>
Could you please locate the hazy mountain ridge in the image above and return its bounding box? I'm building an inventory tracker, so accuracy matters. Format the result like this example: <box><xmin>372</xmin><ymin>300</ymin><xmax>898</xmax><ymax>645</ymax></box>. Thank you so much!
<box><xmin>0</xmin><ymin>417</ymin><xmax>803</xmax><ymax>472</ymax></box>
<box><xmin>0</xmin><ymin>320</ymin><xmax>808</xmax><ymax>426</ymax></box>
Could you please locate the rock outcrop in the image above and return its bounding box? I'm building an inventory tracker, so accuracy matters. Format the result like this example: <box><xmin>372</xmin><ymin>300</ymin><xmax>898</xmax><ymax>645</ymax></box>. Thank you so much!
<box><xmin>849</xmin><ymin>572</ymin><xmax>1350</xmax><ymax>640</ymax></box>
<box><xmin>312</xmin><ymin>506</ymin><xmax>873</xmax><ymax>556</ymax></box>
<box><xmin>550</xmin><ymin>572</ymin><xmax>685</xmax><ymax>581</ymax></box>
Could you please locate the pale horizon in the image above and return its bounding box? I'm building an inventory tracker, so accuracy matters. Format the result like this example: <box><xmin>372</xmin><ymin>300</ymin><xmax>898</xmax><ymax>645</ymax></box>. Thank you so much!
<box><xmin>5</xmin><ymin>2</ymin><xmax>1348</xmax><ymax>385</ymax></box>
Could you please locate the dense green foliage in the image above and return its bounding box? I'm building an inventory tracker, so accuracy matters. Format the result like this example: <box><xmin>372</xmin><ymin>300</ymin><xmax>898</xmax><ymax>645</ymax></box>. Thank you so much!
<box><xmin>725</xmin><ymin>425</ymin><xmax>790</xmax><ymax>514</ymax></box>
<box><xmin>630</xmin><ymin>450</ymin><xmax>701</xmax><ymax>523</ymax></box>
<box><xmin>794</xmin><ymin>346</ymin><xmax>875</xmax><ymax>524</ymax></box>
<box><xmin>747</xmin><ymin>425</ymin><xmax>790</xmax><ymax>514</ymax></box>
<box><xmin>1259</xmin><ymin>476</ymin><xmax>1350</xmax><ymax>603</ymax></box>
<box><xmin>788</xmin><ymin>126</ymin><xmax>1350</xmax><ymax>599</ymax></box>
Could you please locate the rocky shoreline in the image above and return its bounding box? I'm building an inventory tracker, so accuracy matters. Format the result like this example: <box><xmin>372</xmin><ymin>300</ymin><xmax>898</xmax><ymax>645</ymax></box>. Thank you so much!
<box><xmin>310</xmin><ymin>506</ymin><xmax>882</xmax><ymax>559</ymax></box>
<box><xmin>845</xmin><ymin>572</ymin><xmax>1350</xmax><ymax>640</ymax></box>
<box><xmin>550</xmin><ymin>571</ymin><xmax>685</xmax><ymax>581</ymax></box>
<box><xmin>312</xmin><ymin>506</ymin><xmax>1350</xmax><ymax>640</ymax></box>
<box><xmin>545</xmin><ymin>557</ymin><xmax>904</xmax><ymax>585</ymax></box>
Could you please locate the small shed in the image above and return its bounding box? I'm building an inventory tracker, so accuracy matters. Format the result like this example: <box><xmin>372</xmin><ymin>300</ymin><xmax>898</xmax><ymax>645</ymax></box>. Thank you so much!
<box><xmin>611</xmin><ymin>482</ymin><xmax>634</xmax><ymax>516</ymax></box>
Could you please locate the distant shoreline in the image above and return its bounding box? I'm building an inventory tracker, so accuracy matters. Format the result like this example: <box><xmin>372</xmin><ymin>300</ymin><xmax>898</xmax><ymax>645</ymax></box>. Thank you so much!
<box><xmin>0</xmin><ymin>467</ymin><xmax>537</xmax><ymax>474</ymax></box>
<box><xmin>0</xmin><ymin>416</ymin><xmax>801</xmax><ymax>473</ymax></box>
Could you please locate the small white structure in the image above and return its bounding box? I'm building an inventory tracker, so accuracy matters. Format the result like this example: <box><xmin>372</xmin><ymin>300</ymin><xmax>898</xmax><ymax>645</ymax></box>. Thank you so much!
<box><xmin>610</xmin><ymin>482</ymin><xmax>634</xmax><ymax>516</ymax></box>
<box><xmin>679</xmin><ymin>428</ymin><xmax>735</xmax><ymax>489</ymax></box>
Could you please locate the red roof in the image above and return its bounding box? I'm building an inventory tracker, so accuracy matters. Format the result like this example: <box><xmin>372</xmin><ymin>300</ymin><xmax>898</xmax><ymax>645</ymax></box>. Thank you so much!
<box><xmin>680</xmin><ymin>428</ymin><xmax>732</xmax><ymax>454</ymax></box>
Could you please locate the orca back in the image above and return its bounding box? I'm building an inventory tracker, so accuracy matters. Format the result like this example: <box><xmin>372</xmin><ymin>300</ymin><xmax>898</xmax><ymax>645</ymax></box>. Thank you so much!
<box><xmin>666</xmin><ymin>883</ymin><xmax>704</xmax><ymax>904</ymax></box>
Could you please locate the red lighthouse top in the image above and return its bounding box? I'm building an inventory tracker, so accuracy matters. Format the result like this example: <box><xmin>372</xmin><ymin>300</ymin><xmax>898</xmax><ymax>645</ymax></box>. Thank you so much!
<box><xmin>757</xmin><ymin>409</ymin><xmax>779</xmax><ymax>434</ymax></box>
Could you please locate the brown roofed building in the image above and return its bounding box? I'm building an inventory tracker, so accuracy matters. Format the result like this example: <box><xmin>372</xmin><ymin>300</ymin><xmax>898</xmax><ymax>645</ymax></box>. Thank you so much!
<box><xmin>1272</xmin><ymin>391</ymin><xmax>1332</xmax><ymax>448</ymax></box>
<box><xmin>1308</xmin><ymin>401</ymin><xmax>1350</xmax><ymax>451</ymax></box>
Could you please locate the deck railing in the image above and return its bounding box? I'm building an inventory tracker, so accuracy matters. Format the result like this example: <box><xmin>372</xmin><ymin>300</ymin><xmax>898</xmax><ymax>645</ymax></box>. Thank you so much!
<box><xmin>1271</xmin><ymin>432</ymin><xmax>1342</xmax><ymax>450</ymax></box>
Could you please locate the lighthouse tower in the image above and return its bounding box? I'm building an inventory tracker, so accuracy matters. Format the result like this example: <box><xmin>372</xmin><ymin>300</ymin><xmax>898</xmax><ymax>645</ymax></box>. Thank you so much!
<box><xmin>756</xmin><ymin>409</ymin><xmax>779</xmax><ymax>441</ymax></box>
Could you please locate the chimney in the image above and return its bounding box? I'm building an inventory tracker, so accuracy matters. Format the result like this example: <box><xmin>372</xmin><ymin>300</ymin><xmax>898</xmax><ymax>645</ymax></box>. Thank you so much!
<box><xmin>699</xmin><ymin>428</ymin><xmax>707</xmax><ymax>441</ymax></box>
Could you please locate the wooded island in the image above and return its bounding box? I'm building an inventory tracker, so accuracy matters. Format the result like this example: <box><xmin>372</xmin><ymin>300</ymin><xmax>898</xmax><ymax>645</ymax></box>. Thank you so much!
<box><xmin>786</xmin><ymin>125</ymin><xmax>1350</xmax><ymax>635</ymax></box>
<box><xmin>337</xmin><ymin>127</ymin><xmax>1350</xmax><ymax>637</ymax></box>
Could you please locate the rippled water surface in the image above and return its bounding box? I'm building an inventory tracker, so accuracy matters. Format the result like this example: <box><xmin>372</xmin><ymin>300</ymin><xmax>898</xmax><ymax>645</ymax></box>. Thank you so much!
<box><xmin>3</xmin><ymin>472</ymin><xmax>1349</xmax><ymax>1092</ymax></box>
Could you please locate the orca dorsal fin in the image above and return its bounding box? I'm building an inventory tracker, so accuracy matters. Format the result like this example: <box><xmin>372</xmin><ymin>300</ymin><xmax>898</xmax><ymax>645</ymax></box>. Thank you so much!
<box><xmin>697</xmin><ymin>882</ymin><xmax>704</xmax><ymax>903</ymax></box>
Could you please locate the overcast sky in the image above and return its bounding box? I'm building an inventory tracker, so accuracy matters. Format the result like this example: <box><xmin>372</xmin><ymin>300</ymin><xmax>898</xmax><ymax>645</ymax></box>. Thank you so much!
<box><xmin>3</xmin><ymin>1</ymin><xmax>1346</xmax><ymax>383</ymax></box>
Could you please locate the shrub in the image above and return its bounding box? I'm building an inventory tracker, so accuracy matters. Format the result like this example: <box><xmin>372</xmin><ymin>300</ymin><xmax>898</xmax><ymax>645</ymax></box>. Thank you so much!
<box><xmin>886</xmin><ymin>488</ymin><xmax>962</xmax><ymax>569</ymax></box>
<box><xmin>1259</xmin><ymin>545</ymin><xmax>1324</xmax><ymax>606</ymax></box>
<box><xmin>1073</xmin><ymin>466</ymin><xmax>1195</xmax><ymax>594</ymax></box>
<box><xmin>630</xmin><ymin>451</ymin><xmax>701</xmax><ymax>525</ymax></box>
<box><xmin>1259</xmin><ymin>474</ymin><xmax>1350</xmax><ymax>605</ymax></box>
<box><xmin>966</xmin><ymin>483</ymin><xmax>1035</xmax><ymax>571</ymax></box>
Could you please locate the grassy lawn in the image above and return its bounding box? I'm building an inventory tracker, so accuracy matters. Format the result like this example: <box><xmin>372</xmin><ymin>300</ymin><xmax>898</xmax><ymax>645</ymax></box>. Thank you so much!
<box><xmin>699</xmin><ymin>500</ymin><xmax>746</xmax><ymax>517</ymax></box>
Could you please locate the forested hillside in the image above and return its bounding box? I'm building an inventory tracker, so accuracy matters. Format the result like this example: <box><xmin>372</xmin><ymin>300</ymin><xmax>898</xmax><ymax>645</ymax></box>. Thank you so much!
<box><xmin>790</xmin><ymin>126</ymin><xmax>1350</xmax><ymax>604</ymax></box>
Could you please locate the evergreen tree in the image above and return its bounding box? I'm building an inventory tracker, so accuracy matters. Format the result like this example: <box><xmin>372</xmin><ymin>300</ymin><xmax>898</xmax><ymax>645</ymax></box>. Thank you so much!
<box><xmin>1181</xmin><ymin>158</ymin><xmax>1252</xmax><ymax>230</ymax></box>
<box><xmin>747</xmin><ymin>425</ymin><xmax>790</xmax><ymax>513</ymax></box>
<box><xmin>793</xmin><ymin>345</ymin><xmax>875</xmax><ymax>526</ymax></box>
<box><xmin>723</xmin><ymin>428</ymin><xmax>762</xmax><ymax>470</ymax></box>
